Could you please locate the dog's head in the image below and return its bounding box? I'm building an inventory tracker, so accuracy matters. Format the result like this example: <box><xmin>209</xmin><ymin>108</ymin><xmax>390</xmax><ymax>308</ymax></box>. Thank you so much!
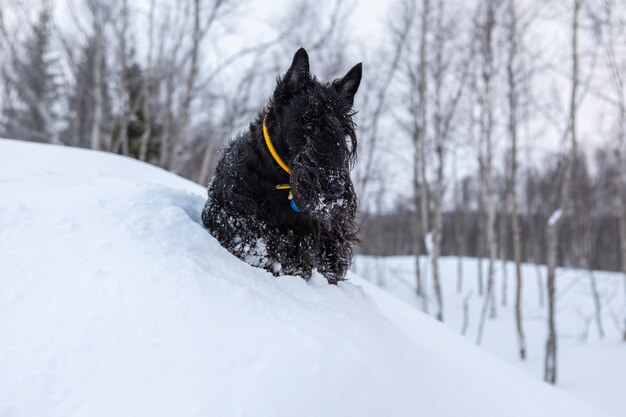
<box><xmin>266</xmin><ymin>48</ymin><xmax>362</xmax><ymax>221</ymax></box>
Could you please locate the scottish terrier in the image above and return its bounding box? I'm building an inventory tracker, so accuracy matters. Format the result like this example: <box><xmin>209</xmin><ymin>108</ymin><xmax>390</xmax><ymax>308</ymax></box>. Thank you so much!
<box><xmin>201</xmin><ymin>48</ymin><xmax>362</xmax><ymax>284</ymax></box>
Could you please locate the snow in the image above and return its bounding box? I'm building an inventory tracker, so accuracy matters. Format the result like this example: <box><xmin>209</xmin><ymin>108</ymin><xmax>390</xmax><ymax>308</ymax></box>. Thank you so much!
<box><xmin>0</xmin><ymin>139</ymin><xmax>615</xmax><ymax>417</ymax></box>
<box><xmin>354</xmin><ymin>255</ymin><xmax>626</xmax><ymax>417</ymax></box>
<box><xmin>548</xmin><ymin>208</ymin><xmax>563</xmax><ymax>226</ymax></box>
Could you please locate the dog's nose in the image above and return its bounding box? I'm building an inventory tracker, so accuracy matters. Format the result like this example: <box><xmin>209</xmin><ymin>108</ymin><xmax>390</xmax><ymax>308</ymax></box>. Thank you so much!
<box><xmin>327</xmin><ymin>183</ymin><xmax>345</xmax><ymax>198</ymax></box>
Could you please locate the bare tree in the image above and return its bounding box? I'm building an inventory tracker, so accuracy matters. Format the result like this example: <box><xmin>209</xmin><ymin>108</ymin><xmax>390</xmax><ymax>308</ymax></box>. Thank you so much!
<box><xmin>508</xmin><ymin>0</ymin><xmax>526</xmax><ymax>360</ymax></box>
<box><xmin>356</xmin><ymin>46</ymin><xmax>410</xmax><ymax>203</ymax></box>
<box><xmin>109</xmin><ymin>0</ymin><xmax>134</xmax><ymax>155</ymax></box>
<box><xmin>381</xmin><ymin>0</ymin><xmax>419</xmax><ymax>296</ymax></box>
<box><xmin>619</xmin><ymin>69</ymin><xmax>626</xmax><ymax>345</ymax></box>
<box><xmin>594</xmin><ymin>0</ymin><xmax>626</xmax><ymax>342</ymax></box>
<box><xmin>416</xmin><ymin>0</ymin><xmax>431</xmax><ymax>302</ymax></box>
<box><xmin>499</xmin><ymin>182</ymin><xmax>509</xmax><ymax>308</ymax></box>
<box><xmin>429</xmin><ymin>0</ymin><xmax>469</xmax><ymax>321</ymax></box>
<box><xmin>88</xmin><ymin>0</ymin><xmax>105</xmax><ymax>151</ymax></box>
<box><xmin>170</xmin><ymin>0</ymin><xmax>203</xmax><ymax>172</ymax></box>
<box><xmin>544</xmin><ymin>0</ymin><xmax>581</xmax><ymax>385</ymax></box>
<box><xmin>476</xmin><ymin>0</ymin><xmax>499</xmax><ymax>345</ymax></box>
<box><xmin>471</xmin><ymin>69</ymin><xmax>486</xmax><ymax>297</ymax></box>
<box><xmin>453</xmin><ymin>148</ymin><xmax>466</xmax><ymax>293</ymax></box>
<box><xmin>170</xmin><ymin>0</ymin><xmax>228</xmax><ymax>173</ymax></box>
<box><xmin>617</xmin><ymin>110</ymin><xmax>626</xmax><ymax>341</ymax></box>
<box><xmin>138</xmin><ymin>0</ymin><xmax>156</xmax><ymax>162</ymax></box>
<box><xmin>467</xmin><ymin>56</ymin><xmax>486</xmax><ymax>298</ymax></box>
<box><xmin>157</xmin><ymin>3</ymin><xmax>188</xmax><ymax>169</ymax></box>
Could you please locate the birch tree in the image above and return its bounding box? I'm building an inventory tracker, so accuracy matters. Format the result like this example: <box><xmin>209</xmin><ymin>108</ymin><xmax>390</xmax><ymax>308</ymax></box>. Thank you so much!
<box><xmin>507</xmin><ymin>0</ymin><xmax>526</xmax><ymax>360</ymax></box>
<box><xmin>382</xmin><ymin>0</ymin><xmax>420</xmax><ymax>296</ymax></box>
<box><xmin>453</xmin><ymin>149</ymin><xmax>466</xmax><ymax>293</ymax></box>
<box><xmin>170</xmin><ymin>0</ymin><xmax>202</xmax><ymax>172</ymax></box>
<box><xmin>594</xmin><ymin>0</ymin><xmax>626</xmax><ymax>342</ymax></box>
<box><xmin>429</xmin><ymin>0</ymin><xmax>469</xmax><ymax>322</ymax></box>
<box><xmin>476</xmin><ymin>0</ymin><xmax>499</xmax><ymax>345</ymax></box>
<box><xmin>416</xmin><ymin>0</ymin><xmax>431</xmax><ymax>302</ymax></box>
<box><xmin>138</xmin><ymin>0</ymin><xmax>156</xmax><ymax>162</ymax></box>
<box><xmin>170</xmin><ymin>0</ymin><xmax>228</xmax><ymax>173</ymax></box>
<box><xmin>88</xmin><ymin>0</ymin><xmax>105</xmax><ymax>151</ymax></box>
<box><xmin>545</xmin><ymin>0</ymin><xmax>581</xmax><ymax>384</ymax></box>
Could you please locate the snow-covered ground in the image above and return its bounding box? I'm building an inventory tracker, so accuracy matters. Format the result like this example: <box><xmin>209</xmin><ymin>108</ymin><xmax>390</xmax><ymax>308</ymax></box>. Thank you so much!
<box><xmin>353</xmin><ymin>255</ymin><xmax>626</xmax><ymax>417</ymax></box>
<box><xmin>0</xmin><ymin>139</ymin><xmax>617</xmax><ymax>417</ymax></box>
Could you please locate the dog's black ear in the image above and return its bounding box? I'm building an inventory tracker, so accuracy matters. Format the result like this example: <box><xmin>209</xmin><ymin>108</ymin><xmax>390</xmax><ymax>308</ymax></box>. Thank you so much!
<box><xmin>284</xmin><ymin>48</ymin><xmax>310</xmax><ymax>91</ymax></box>
<box><xmin>333</xmin><ymin>63</ymin><xmax>362</xmax><ymax>108</ymax></box>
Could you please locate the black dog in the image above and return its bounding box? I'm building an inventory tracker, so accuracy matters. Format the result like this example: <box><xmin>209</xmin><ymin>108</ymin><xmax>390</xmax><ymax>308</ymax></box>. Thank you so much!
<box><xmin>202</xmin><ymin>48</ymin><xmax>361</xmax><ymax>284</ymax></box>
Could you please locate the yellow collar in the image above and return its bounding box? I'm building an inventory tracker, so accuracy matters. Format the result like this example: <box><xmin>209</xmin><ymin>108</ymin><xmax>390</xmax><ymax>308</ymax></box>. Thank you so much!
<box><xmin>262</xmin><ymin>112</ymin><xmax>291</xmax><ymax>175</ymax></box>
<box><xmin>262</xmin><ymin>112</ymin><xmax>300</xmax><ymax>212</ymax></box>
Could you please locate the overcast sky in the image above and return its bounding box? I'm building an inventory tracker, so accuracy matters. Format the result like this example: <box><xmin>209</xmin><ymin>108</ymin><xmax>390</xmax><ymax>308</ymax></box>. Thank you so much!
<box><xmin>12</xmin><ymin>0</ymin><xmax>623</xmax><ymax>209</ymax></box>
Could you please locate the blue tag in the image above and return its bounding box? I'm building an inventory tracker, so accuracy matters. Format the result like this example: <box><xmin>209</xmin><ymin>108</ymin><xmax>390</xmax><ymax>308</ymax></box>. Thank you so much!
<box><xmin>290</xmin><ymin>199</ymin><xmax>300</xmax><ymax>212</ymax></box>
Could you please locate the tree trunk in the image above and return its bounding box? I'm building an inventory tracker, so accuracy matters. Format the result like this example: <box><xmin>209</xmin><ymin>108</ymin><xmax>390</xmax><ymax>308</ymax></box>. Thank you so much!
<box><xmin>545</xmin><ymin>102</ymin><xmax>576</xmax><ymax>374</ymax></box>
<box><xmin>619</xmin><ymin>126</ymin><xmax>626</xmax><ymax>343</ymax></box>
<box><xmin>138</xmin><ymin>0</ymin><xmax>156</xmax><ymax>162</ymax></box>
<box><xmin>171</xmin><ymin>0</ymin><xmax>203</xmax><ymax>172</ymax></box>
<box><xmin>160</xmin><ymin>71</ymin><xmax>176</xmax><ymax>168</ymax></box>
<box><xmin>430</xmin><ymin>0</ymin><xmax>446</xmax><ymax>322</ymax></box>
<box><xmin>477</xmin><ymin>165</ymin><xmax>485</xmax><ymax>296</ymax></box>
<box><xmin>461</xmin><ymin>291</ymin><xmax>472</xmax><ymax>336</ymax></box>
<box><xmin>112</xmin><ymin>0</ymin><xmax>132</xmax><ymax>156</ymax></box>
<box><xmin>418</xmin><ymin>0</ymin><xmax>430</xmax><ymax>301</ymax></box>
<box><xmin>418</xmin><ymin>0</ymin><xmax>430</xmax><ymax>270</ymax></box>
<box><xmin>138</xmin><ymin>91</ymin><xmax>152</xmax><ymax>161</ymax></box>
<box><xmin>545</xmin><ymin>0</ymin><xmax>580</xmax><ymax>384</ymax></box>
<box><xmin>545</xmin><ymin>218</ymin><xmax>559</xmax><ymax>383</ymax></box>
<box><xmin>432</xmin><ymin>141</ymin><xmax>444</xmax><ymax>321</ymax></box>
<box><xmin>615</xmin><ymin>58</ymin><xmax>626</xmax><ymax>342</ymax></box>
<box><xmin>413</xmin><ymin>0</ymin><xmax>430</xmax><ymax>299</ymax></box>
<box><xmin>588</xmin><ymin>270</ymin><xmax>604</xmax><ymax>338</ymax></box>
<box><xmin>477</xmin><ymin>0</ymin><xmax>497</xmax><ymax>344</ymax></box>
<box><xmin>454</xmin><ymin>149</ymin><xmax>464</xmax><ymax>293</ymax></box>
<box><xmin>500</xmin><ymin>210</ymin><xmax>508</xmax><ymax>307</ymax></box>
<box><xmin>598</xmin><ymin>0</ymin><xmax>626</xmax><ymax>342</ymax></box>
<box><xmin>90</xmin><ymin>11</ymin><xmax>103</xmax><ymax>151</ymax></box>
<box><xmin>618</xmin><ymin>115</ymin><xmax>626</xmax><ymax>343</ymax></box>
<box><xmin>508</xmin><ymin>0</ymin><xmax>526</xmax><ymax>360</ymax></box>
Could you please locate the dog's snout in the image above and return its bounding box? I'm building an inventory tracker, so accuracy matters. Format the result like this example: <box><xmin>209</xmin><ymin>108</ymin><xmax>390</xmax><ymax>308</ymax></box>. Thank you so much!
<box><xmin>327</xmin><ymin>183</ymin><xmax>345</xmax><ymax>198</ymax></box>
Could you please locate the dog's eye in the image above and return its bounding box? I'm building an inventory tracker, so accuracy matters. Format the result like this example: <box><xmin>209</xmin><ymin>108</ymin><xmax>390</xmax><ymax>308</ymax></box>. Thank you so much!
<box><xmin>304</xmin><ymin>123</ymin><xmax>315</xmax><ymax>133</ymax></box>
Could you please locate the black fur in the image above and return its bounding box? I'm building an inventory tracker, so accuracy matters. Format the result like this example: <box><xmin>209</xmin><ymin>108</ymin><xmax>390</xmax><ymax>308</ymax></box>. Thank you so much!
<box><xmin>201</xmin><ymin>48</ymin><xmax>362</xmax><ymax>284</ymax></box>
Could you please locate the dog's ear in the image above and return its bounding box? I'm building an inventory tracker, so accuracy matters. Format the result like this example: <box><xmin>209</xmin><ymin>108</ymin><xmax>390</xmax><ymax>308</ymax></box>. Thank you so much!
<box><xmin>333</xmin><ymin>63</ymin><xmax>362</xmax><ymax>108</ymax></box>
<box><xmin>284</xmin><ymin>48</ymin><xmax>310</xmax><ymax>91</ymax></box>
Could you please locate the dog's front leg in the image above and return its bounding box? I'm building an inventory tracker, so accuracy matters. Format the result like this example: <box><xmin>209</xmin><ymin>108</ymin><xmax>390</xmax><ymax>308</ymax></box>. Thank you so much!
<box><xmin>269</xmin><ymin>231</ymin><xmax>315</xmax><ymax>280</ymax></box>
<box><xmin>316</xmin><ymin>232</ymin><xmax>352</xmax><ymax>284</ymax></box>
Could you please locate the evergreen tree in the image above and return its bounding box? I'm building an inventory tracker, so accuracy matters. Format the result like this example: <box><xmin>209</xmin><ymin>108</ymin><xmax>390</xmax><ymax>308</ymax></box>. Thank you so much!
<box><xmin>1</xmin><ymin>5</ymin><xmax>64</xmax><ymax>142</ymax></box>
<box><xmin>64</xmin><ymin>36</ymin><xmax>111</xmax><ymax>148</ymax></box>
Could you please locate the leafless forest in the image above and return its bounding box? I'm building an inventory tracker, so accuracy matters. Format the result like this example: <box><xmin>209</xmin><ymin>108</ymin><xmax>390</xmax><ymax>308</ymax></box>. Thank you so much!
<box><xmin>1</xmin><ymin>0</ymin><xmax>625</xmax><ymax>383</ymax></box>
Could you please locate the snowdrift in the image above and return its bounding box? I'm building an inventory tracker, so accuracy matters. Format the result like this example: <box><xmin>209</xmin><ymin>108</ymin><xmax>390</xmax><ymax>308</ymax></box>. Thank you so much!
<box><xmin>0</xmin><ymin>139</ymin><xmax>612</xmax><ymax>417</ymax></box>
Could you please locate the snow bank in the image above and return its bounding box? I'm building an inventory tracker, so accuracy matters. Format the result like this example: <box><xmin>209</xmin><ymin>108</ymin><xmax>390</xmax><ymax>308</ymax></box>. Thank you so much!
<box><xmin>354</xmin><ymin>255</ymin><xmax>626</xmax><ymax>417</ymax></box>
<box><xmin>0</xmin><ymin>139</ymin><xmax>612</xmax><ymax>417</ymax></box>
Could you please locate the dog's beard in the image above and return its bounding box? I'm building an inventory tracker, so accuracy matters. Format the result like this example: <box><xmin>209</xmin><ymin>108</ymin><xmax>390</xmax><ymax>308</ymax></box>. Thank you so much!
<box><xmin>290</xmin><ymin>152</ymin><xmax>352</xmax><ymax>225</ymax></box>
